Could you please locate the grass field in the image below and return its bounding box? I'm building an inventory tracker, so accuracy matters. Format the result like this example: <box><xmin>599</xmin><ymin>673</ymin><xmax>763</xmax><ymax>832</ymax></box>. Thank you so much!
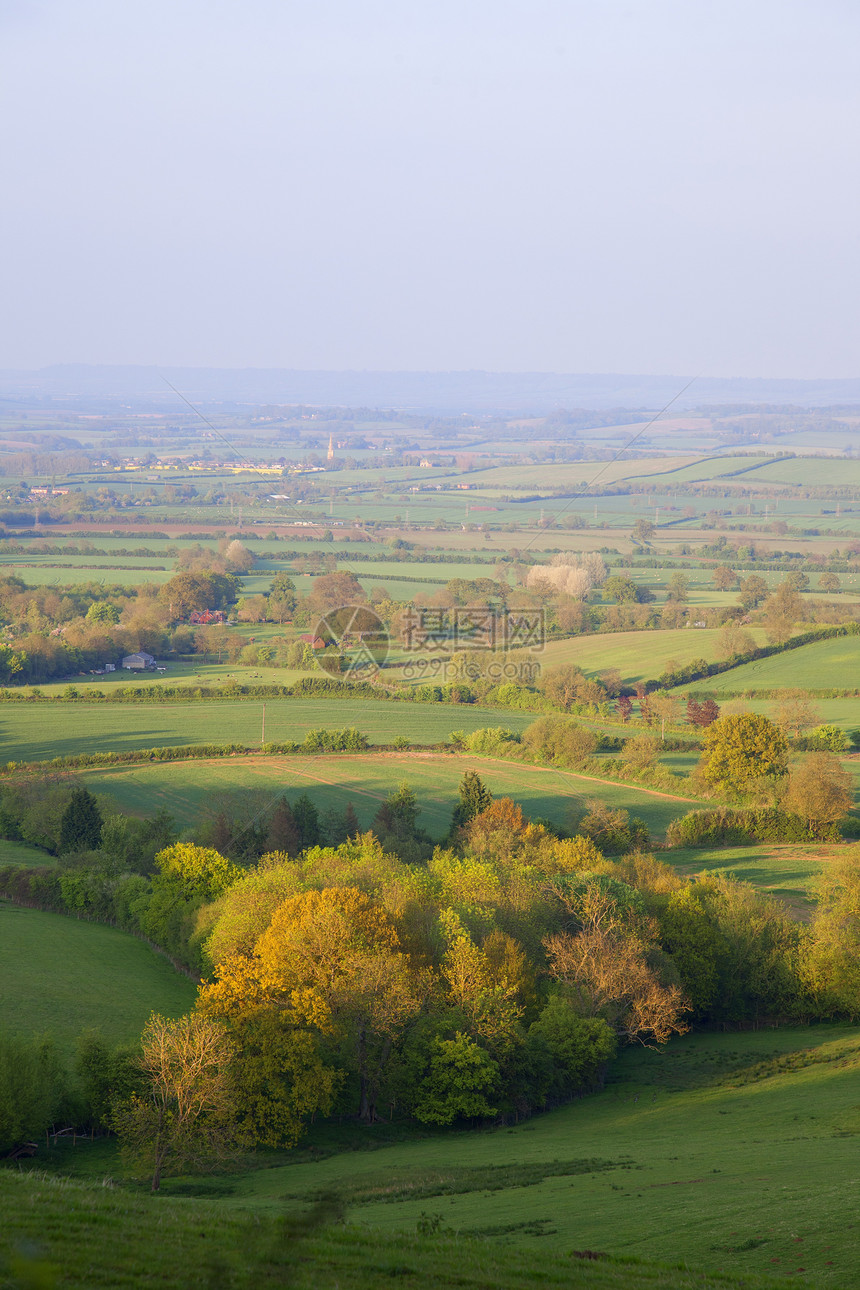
<box><xmin>0</xmin><ymin>1173</ymin><xmax>794</xmax><ymax>1290</ymax></box>
<box><xmin>9</xmin><ymin>1025</ymin><xmax>855</xmax><ymax>1287</ymax></box>
<box><xmin>0</xmin><ymin>837</ymin><xmax>57</xmax><ymax>866</ymax></box>
<box><xmin>0</xmin><ymin>903</ymin><xmax>195</xmax><ymax>1053</ymax></box>
<box><xmin>0</xmin><ymin>698</ymin><xmax>539</xmax><ymax>763</ymax></box>
<box><xmin>692</xmin><ymin>636</ymin><xmax>860</xmax><ymax>695</ymax></box>
<box><xmin>79</xmin><ymin>752</ymin><xmax>697</xmax><ymax>838</ymax></box>
<box><xmin>216</xmin><ymin>1023</ymin><xmax>860</xmax><ymax>1285</ymax></box>
<box><xmin>26</xmin><ymin>660</ymin><xmax>307</xmax><ymax>695</ymax></box>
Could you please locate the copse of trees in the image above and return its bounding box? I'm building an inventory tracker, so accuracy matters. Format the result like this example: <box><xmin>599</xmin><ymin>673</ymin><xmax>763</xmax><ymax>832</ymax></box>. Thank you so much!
<box><xmin>8</xmin><ymin>768</ymin><xmax>860</xmax><ymax>1170</ymax></box>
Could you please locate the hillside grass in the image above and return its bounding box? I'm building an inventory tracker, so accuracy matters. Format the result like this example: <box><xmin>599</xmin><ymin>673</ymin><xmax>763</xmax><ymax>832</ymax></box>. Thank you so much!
<box><xmin>217</xmin><ymin>1024</ymin><xmax>860</xmax><ymax>1286</ymax></box>
<box><xmin>78</xmin><ymin>752</ymin><xmax>696</xmax><ymax>837</ymax></box>
<box><xmin>537</xmin><ymin>627</ymin><xmax>767</xmax><ymax>684</ymax></box>
<box><xmin>12</xmin><ymin>1026</ymin><xmax>856</xmax><ymax>1287</ymax></box>
<box><xmin>664</xmin><ymin>844</ymin><xmax>841</xmax><ymax>915</ymax></box>
<box><xmin>0</xmin><ymin>902</ymin><xmax>196</xmax><ymax>1054</ymax></box>
<box><xmin>0</xmin><ymin>1174</ymin><xmax>796</xmax><ymax>1290</ymax></box>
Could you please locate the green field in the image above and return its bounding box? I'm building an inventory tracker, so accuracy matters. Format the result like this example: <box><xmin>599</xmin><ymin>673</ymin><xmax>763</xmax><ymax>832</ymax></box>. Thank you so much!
<box><xmin>0</xmin><ymin>903</ymin><xmax>196</xmax><ymax>1053</ymax></box>
<box><xmin>79</xmin><ymin>752</ymin><xmax>696</xmax><ymax>838</ymax></box>
<box><xmin>0</xmin><ymin>1173</ymin><xmax>793</xmax><ymax>1290</ymax></box>
<box><xmin>666</xmin><ymin>844</ymin><xmax>840</xmax><ymax>915</ymax></box>
<box><xmin>0</xmin><ymin>698</ymin><xmax>539</xmax><ymax>763</ymax></box>
<box><xmin>6</xmin><ymin>1025</ymin><xmax>854</xmax><ymax>1288</ymax></box>
<box><xmin>211</xmin><ymin>1023</ymin><xmax>860</xmax><ymax>1285</ymax></box>
<box><xmin>691</xmin><ymin>635</ymin><xmax>860</xmax><ymax>695</ymax></box>
<box><xmin>0</xmin><ymin>837</ymin><xmax>56</xmax><ymax>866</ymax></box>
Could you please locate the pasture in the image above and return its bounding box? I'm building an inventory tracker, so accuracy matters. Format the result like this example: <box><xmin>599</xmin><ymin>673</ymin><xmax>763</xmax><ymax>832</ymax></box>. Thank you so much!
<box><xmin>0</xmin><ymin>903</ymin><xmax>195</xmax><ymax>1053</ymax></box>
<box><xmin>665</xmin><ymin>843</ymin><xmax>840</xmax><ymax>915</ymax></box>
<box><xmin>0</xmin><ymin>1176</ymin><xmax>791</xmax><ymax>1290</ymax></box>
<box><xmin>79</xmin><ymin>752</ymin><xmax>696</xmax><ymax>838</ymax></box>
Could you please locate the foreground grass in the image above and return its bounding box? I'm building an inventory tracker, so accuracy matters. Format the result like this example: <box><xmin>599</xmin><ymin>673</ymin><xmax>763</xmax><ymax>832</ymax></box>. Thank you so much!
<box><xmin>18</xmin><ymin>1026</ymin><xmax>858</xmax><ymax>1287</ymax></box>
<box><xmin>202</xmin><ymin>1026</ymin><xmax>860</xmax><ymax>1288</ymax></box>
<box><xmin>0</xmin><ymin>1172</ymin><xmax>798</xmax><ymax>1290</ymax></box>
<box><xmin>0</xmin><ymin>903</ymin><xmax>195</xmax><ymax>1054</ymax></box>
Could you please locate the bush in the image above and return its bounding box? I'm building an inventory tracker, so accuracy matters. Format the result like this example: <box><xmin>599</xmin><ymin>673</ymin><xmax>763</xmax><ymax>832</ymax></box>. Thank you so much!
<box><xmin>464</xmin><ymin>727</ymin><xmax>520</xmax><ymax>756</ymax></box>
<box><xmin>798</xmin><ymin>724</ymin><xmax>849</xmax><ymax>752</ymax></box>
<box><xmin>302</xmin><ymin>728</ymin><xmax>369</xmax><ymax>752</ymax></box>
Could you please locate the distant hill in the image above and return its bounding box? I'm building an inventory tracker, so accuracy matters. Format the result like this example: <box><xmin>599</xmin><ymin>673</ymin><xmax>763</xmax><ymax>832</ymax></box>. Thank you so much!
<box><xmin>2</xmin><ymin>363</ymin><xmax>860</xmax><ymax>414</ymax></box>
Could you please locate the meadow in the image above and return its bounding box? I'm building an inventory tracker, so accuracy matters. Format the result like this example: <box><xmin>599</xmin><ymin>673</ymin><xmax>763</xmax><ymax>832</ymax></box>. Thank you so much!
<box><xmin>4</xmin><ymin>1024</ymin><xmax>855</xmax><ymax>1288</ymax></box>
<box><xmin>0</xmin><ymin>1171</ymin><xmax>793</xmax><ymax>1290</ymax></box>
<box><xmin>208</xmin><ymin>1023</ymin><xmax>860</xmax><ymax>1286</ymax></box>
<box><xmin>0</xmin><ymin>902</ymin><xmax>195</xmax><ymax>1054</ymax></box>
<box><xmin>537</xmin><ymin>626</ymin><xmax>768</xmax><ymax>683</ymax></box>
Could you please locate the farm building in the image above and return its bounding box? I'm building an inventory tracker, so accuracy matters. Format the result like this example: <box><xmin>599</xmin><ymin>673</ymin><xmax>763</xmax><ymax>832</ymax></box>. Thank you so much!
<box><xmin>121</xmin><ymin>652</ymin><xmax>156</xmax><ymax>670</ymax></box>
<box><xmin>299</xmin><ymin>634</ymin><xmax>326</xmax><ymax>650</ymax></box>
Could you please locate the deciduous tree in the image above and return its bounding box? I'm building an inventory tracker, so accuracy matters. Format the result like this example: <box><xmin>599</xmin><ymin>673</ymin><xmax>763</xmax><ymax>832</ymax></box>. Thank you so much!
<box><xmin>698</xmin><ymin>713</ymin><xmax>788</xmax><ymax>797</ymax></box>
<box><xmin>113</xmin><ymin>1012</ymin><xmax>241</xmax><ymax>1191</ymax></box>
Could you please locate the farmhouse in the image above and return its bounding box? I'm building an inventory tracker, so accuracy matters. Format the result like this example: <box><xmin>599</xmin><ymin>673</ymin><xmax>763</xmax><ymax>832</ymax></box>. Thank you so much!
<box><xmin>121</xmin><ymin>652</ymin><xmax>156</xmax><ymax>670</ymax></box>
<box><xmin>299</xmin><ymin>634</ymin><xmax>325</xmax><ymax>650</ymax></box>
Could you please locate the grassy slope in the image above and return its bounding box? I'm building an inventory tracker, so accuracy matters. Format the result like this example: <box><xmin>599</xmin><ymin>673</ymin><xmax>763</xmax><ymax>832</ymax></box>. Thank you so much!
<box><xmin>665</xmin><ymin>844</ymin><xmax>842</xmax><ymax>916</ymax></box>
<box><xmin>212</xmin><ymin>1025</ymin><xmax>860</xmax><ymax>1288</ymax></box>
<box><xmin>0</xmin><ymin>902</ymin><xmax>196</xmax><ymax>1053</ymax></box>
<box><xmin>80</xmin><ymin>752</ymin><xmax>695</xmax><ymax>837</ymax></box>
<box><xmin>538</xmin><ymin>628</ymin><xmax>767</xmax><ymax>684</ymax></box>
<box><xmin>0</xmin><ymin>1175</ymin><xmax>794</xmax><ymax>1290</ymax></box>
<box><xmin>695</xmin><ymin>635</ymin><xmax>860</xmax><ymax>694</ymax></box>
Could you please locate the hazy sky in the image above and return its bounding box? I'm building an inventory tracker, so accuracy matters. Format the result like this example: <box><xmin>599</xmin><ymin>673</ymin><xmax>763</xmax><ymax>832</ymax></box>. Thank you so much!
<box><xmin>2</xmin><ymin>0</ymin><xmax>859</xmax><ymax>377</ymax></box>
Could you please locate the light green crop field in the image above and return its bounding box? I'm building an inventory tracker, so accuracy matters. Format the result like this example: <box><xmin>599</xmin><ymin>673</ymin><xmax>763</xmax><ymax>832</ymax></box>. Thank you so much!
<box><xmin>0</xmin><ymin>565</ymin><xmax>175</xmax><ymax>587</ymax></box>
<box><xmin>79</xmin><ymin>752</ymin><xmax>696</xmax><ymax>837</ymax></box>
<box><xmin>156</xmin><ymin>1025</ymin><xmax>860</xmax><ymax>1287</ymax></box>
<box><xmin>0</xmin><ymin>902</ymin><xmax>196</xmax><ymax>1053</ymax></box>
<box><xmin>695</xmin><ymin>636</ymin><xmax>860</xmax><ymax>694</ymax></box>
<box><xmin>446</xmin><ymin>456</ymin><xmax>703</xmax><ymax>490</ymax></box>
<box><xmin>536</xmin><ymin>627</ymin><xmax>768</xmax><ymax>683</ymax></box>
<box><xmin>721</xmin><ymin>696</ymin><xmax>860</xmax><ymax>731</ymax></box>
<box><xmin>0</xmin><ymin>698</ymin><xmax>539</xmax><ymax>763</ymax></box>
<box><xmin>27</xmin><ymin>661</ymin><xmax>306</xmax><ymax>694</ymax></box>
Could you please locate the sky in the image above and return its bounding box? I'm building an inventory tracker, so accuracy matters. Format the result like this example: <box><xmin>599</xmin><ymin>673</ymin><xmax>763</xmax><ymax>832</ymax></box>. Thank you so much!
<box><xmin>2</xmin><ymin>0</ymin><xmax>859</xmax><ymax>378</ymax></box>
